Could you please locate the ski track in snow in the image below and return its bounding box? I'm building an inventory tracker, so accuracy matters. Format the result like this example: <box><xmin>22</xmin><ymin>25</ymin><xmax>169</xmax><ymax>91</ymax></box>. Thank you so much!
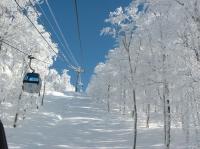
<box><xmin>5</xmin><ymin>92</ymin><xmax>188</xmax><ymax>149</ymax></box>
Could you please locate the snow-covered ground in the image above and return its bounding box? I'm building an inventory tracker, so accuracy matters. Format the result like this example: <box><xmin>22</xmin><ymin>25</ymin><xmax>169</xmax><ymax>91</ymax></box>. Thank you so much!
<box><xmin>4</xmin><ymin>92</ymin><xmax>188</xmax><ymax>149</ymax></box>
<box><xmin>5</xmin><ymin>92</ymin><xmax>133</xmax><ymax>149</ymax></box>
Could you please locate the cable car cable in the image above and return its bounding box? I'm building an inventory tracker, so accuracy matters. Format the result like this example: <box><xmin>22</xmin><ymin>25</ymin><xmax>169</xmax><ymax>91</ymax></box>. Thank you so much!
<box><xmin>2</xmin><ymin>40</ymin><xmax>50</xmax><ymax>65</ymax></box>
<box><xmin>29</xmin><ymin>0</ymin><xmax>76</xmax><ymax>68</ymax></box>
<box><xmin>73</xmin><ymin>0</ymin><xmax>84</xmax><ymax>68</ymax></box>
<box><xmin>14</xmin><ymin>0</ymin><xmax>58</xmax><ymax>55</ymax></box>
<box><xmin>14</xmin><ymin>0</ymin><xmax>72</xmax><ymax>68</ymax></box>
<box><xmin>3</xmin><ymin>39</ymin><xmax>74</xmax><ymax>70</ymax></box>
<box><xmin>2</xmin><ymin>40</ymin><xmax>28</xmax><ymax>55</ymax></box>
<box><xmin>45</xmin><ymin>0</ymin><xmax>79</xmax><ymax>66</ymax></box>
<box><xmin>45</xmin><ymin>0</ymin><xmax>79</xmax><ymax>67</ymax></box>
<box><xmin>14</xmin><ymin>0</ymin><xmax>76</xmax><ymax>70</ymax></box>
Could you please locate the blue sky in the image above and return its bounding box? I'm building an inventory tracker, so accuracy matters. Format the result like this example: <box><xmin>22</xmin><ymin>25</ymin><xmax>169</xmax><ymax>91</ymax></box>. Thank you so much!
<box><xmin>39</xmin><ymin>0</ymin><xmax>132</xmax><ymax>90</ymax></box>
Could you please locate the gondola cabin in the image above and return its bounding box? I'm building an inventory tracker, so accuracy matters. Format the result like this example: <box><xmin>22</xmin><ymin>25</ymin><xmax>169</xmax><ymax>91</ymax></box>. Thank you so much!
<box><xmin>22</xmin><ymin>73</ymin><xmax>42</xmax><ymax>93</ymax></box>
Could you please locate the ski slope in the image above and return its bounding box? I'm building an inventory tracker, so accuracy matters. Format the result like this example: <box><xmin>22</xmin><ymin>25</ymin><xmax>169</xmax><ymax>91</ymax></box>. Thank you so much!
<box><xmin>4</xmin><ymin>92</ymin><xmax>187</xmax><ymax>149</ymax></box>
<box><xmin>5</xmin><ymin>92</ymin><xmax>133</xmax><ymax>149</ymax></box>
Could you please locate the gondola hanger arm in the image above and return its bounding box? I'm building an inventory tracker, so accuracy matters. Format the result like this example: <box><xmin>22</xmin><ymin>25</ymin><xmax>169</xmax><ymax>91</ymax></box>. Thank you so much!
<box><xmin>28</xmin><ymin>55</ymin><xmax>35</xmax><ymax>73</ymax></box>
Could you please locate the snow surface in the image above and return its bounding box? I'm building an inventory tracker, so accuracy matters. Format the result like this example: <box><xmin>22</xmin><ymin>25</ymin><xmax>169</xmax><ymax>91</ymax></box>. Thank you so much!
<box><xmin>4</xmin><ymin>92</ymin><xmax>187</xmax><ymax>149</ymax></box>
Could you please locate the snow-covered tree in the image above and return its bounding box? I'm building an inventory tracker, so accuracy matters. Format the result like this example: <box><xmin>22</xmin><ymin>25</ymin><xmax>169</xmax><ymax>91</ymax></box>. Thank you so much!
<box><xmin>46</xmin><ymin>69</ymin><xmax>74</xmax><ymax>92</ymax></box>
<box><xmin>87</xmin><ymin>0</ymin><xmax>200</xmax><ymax>148</ymax></box>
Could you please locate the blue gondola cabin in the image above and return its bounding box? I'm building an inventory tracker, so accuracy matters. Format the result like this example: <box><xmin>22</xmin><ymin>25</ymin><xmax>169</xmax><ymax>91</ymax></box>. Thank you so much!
<box><xmin>22</xmin><ymin>73</ymin><xmax>42</xmax><ymax>94</ymax></box>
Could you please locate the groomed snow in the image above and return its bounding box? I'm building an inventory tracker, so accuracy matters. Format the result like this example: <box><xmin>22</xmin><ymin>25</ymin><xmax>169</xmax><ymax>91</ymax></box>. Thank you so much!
<box><xmin>4</xmin><ymin>92</ymin><xmax>188</xmax><ymax>149</ymax></box>
<box><xmin>5</xmin><ymin>92</ymin><xmax>133</xmax><ymax>149</ymax></box>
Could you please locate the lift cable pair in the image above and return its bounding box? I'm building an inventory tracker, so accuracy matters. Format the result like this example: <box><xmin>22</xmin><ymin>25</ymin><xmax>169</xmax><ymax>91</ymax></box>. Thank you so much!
<box><xmin>29</xmin><ymin>0</ymin><xmax>79</xmax><ymax>68</ymax></box>
<box><xmin>14</xmin><ymin>0</ymin><xmax>76</xmax><ymax>70</ymax></box>
<box><xmin>34</xmin><ymin>1</ymin><xmax>76</xmax><ymax>68</ymax></box>
<box><xmin>2</xmin><ymin>40</ymin><xmax>50</xmax><ymax>65</ymax></box>
<box><xmin>45</xmin><ymin>0</ymin><xmax>79</xmax><ymax>67</ymax></box>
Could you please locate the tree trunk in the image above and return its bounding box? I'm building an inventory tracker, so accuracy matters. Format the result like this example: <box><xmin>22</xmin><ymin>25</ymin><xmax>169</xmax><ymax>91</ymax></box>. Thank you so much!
<box><xmin>163</xmin><ymin>94</ymin><xmax>167</xmax><ymax>145</ymax></box>
<box><xmin>41</xmin><ymin>82</ymin><xmax>46</xmax><ymax>106</ymax></box>
<box><xmin>123</xmin><ymin>33</ymin><xmax>139</xmax><ymax>149</ymax></box>
<box><xmin>163</xmin><ymin>82</ymin><xmax>170</xmax><ymax>149</ymax></box>
<box><xmin>13</xmin><ymin>90</ymin><xmax>23</xmax><ymax>128</ymax></box>
<box><xmin>123</xmin><ymin>89</ymin><xmax>126</xmax><ymax>115</ymax></box>
<box><xmin>107</xmin><ymin>84</ymin><xmax>110</xmax><ymax>112</ymax></box>
<box><xmin>166</xmin><ymin>99</ymin><xmax>171</xmax><ymax>149</ymax></box>
<box><xmin>132</xmin><ymin>89</ymin><xmax>137</xmax><ymax>149</ymax></box>
<box><xmin>146</xmin><ymin>104</ymin><xmax>150</xmax><ymax>128</ymax></box>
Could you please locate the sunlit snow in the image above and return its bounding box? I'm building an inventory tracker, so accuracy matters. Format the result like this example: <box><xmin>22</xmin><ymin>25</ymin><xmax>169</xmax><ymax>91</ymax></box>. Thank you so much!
<box><xmin>4</xmin><ymin>92</ymin><xmax>189</xmax><ymax>149</ymax></box>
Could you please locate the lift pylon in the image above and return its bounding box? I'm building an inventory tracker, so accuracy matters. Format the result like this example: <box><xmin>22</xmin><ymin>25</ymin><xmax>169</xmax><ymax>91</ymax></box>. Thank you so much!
<box><xmin>74</xmin><ymin>67</ymin><xmax>84</xmax><ymax>92</ymax></box>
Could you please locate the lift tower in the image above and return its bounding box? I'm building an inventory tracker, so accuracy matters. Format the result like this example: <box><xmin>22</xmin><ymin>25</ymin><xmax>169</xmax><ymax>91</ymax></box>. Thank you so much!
<box><xmin>75</xmin><ymin>67</ymin><xmax>84</xmax><ymax>92</ymax></box>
